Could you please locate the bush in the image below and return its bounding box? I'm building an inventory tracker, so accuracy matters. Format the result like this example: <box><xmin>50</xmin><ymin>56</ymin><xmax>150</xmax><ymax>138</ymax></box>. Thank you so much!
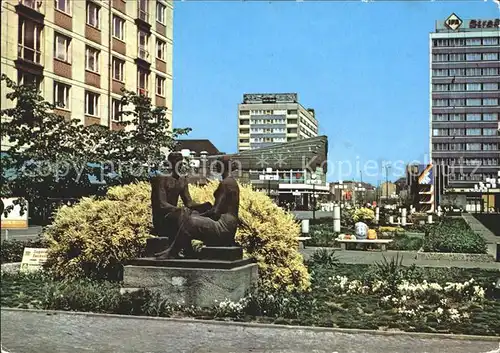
<box><xmin>388</xmin><ymin>234</ymin><xmax>424</xmax><ymax>251</ymax></box>
<box><xmin>44</xmin><ymin>181</ymin><xmax>310</xmax><ymax>292</ymax></box>
<box><xmin>422</xmin><ymin>218</ymin><xmax>487</xmax><ymax>254</ymax></box>
<box><xmin>1</xmin><ymin>237</ymin><xmax>49</xmax><ymax>263</ymax></box>
<box><xmin>353</xmin><ymin>208</ymin><xmax>375</xmax><ymax>224</ymax></box>
<box><xmin>308</xmin><ymin>223</ymin><xmax>336</xmax><ymax>247</ymax></box>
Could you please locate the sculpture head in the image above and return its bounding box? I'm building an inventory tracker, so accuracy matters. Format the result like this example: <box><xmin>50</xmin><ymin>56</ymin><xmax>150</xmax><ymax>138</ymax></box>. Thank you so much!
<box><xmin>213</xmin><ymin>155</ymin><xmax>238</xmax><ymax>178</ymax></box>
<box><xmin>168</xmin><ymin>152</ymin><xmax>184</xmax><ymax>176</ymax></box>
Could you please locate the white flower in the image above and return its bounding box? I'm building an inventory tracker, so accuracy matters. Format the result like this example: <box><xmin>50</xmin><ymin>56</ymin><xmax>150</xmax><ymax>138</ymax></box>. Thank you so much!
<box><xmin>435</xmin><ymin>307</ymin><xmax>444</xmax><ymax>315</ymax></box>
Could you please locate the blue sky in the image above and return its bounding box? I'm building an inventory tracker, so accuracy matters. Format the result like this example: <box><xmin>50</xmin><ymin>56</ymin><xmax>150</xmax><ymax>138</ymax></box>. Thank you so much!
<box><xmin>173</xmin><ymin>1</ymin><xmax>498</xmax><ymax>184</ymax></box>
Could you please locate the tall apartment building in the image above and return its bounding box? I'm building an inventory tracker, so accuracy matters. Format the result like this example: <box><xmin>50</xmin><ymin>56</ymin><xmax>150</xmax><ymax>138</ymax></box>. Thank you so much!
<box><xmin>430</xmin><ymin>14</ymin><xmax>499</xmax><ymax>192</ymax></box>
<box><xmin>237</xmin><ymin>93</ymin><xmax>318</xmax><ymax>152</ymax></box>
<box><xmin>0</xmin><ymin>0</ymin><xmax>173</xmax><ymax>134</ymax></box>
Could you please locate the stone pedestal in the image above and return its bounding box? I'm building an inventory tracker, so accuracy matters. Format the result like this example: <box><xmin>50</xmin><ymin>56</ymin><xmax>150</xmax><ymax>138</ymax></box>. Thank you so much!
<box><xmin>123</xmin><ymin>238</ymin><xmax>258</xmax><ymax>307</ymax></box>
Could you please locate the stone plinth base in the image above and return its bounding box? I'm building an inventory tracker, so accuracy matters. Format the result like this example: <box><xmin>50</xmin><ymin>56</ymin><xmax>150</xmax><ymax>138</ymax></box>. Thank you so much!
<box><xmin>122</xmin><ymin>260</ymin><xmax>258</xmax><ymax>307</ymax></box>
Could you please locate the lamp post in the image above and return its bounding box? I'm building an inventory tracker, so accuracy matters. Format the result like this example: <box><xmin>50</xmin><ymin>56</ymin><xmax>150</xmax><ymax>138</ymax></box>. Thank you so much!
<box><xmin>308</xmin><ymin>172</ymin><xmax>321</xmax><ymax>220</ymax></box>
<box><xmin>385</xmin><ymin>165</ymin><xmax>391</xmax><ymax>205</ymax></box>
<box><xmin>259</xmin><ymin>167</ymin><xmax>278</xmax><ymax>199</ymax></box>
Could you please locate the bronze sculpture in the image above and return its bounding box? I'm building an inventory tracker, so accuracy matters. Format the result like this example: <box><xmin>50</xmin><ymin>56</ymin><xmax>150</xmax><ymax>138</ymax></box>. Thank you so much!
<box><xmin>150</xmin><ymin>152</ymin><xmax>211</xmax><ymax>239</ymax></box>
<box><xmin>154</xmin><ymin>156</ymin><xmax>240</xmax><ymax>259</ymax></box>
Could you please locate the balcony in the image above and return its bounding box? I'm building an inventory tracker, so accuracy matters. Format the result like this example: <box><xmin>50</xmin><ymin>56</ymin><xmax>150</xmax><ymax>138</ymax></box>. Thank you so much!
<box><xmin>135</xmin><ymin>9</ymin><xmax>151</xmax><ymax>33</ymax></box>
<box><xmin>135</xmin><ymin>48</ymin><xmax>151</xmax><ymax>71</ymax></box>
<box><xmin>15</xmin><ymin>45</ymin><xmax>43</xmax><ymax>76</ymax></box>
<box><xmin>15</xmin><ymin>0</ymin><xmax>44</xmax><ymax>23</ymax></box>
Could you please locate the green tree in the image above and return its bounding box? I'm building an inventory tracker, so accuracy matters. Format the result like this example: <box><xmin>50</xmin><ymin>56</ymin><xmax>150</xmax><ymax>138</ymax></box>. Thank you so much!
<box><xmin>0</xmin><ymin>75</ymin><xmax>190</xmax><ymax>223</ymax></box>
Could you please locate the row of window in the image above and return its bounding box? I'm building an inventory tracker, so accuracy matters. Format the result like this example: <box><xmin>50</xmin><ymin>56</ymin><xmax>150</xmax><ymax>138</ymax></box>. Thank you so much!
<box><xmin>250</xmin><ymin>119</ymin><xmax>286</xmax><ymax>125</ymax></box>
<box><xmin>432</xmin><ymin>113</ymin><xmax>498</xmax><ymax>122</ymax></box>
<box><xmin>432</xmin><ymin>128</ymin><xmax>498</xmax><ymax>137</ymax></box>
<box><xmin>432</xmin><ymin>98</ymin><xmax>499</xmax><ymax>107</ymax></box>
<box><xmin>248</xmin><ymin>128</ymin><xmax>287</xmax><ymax>134</ymax></box>
<box><xmin>433</xmin><ymin>37</ymin><xmax>499</xmax><ymax>47</ymax></box>
<box><xmin>432</xmin><ymin>67</ymin><xmax>499</xmax><ymax>77</ymax></box>
<box><xmin>54</xmin><ymin>0</ymin><xmax>168</xmax><ymax>27</ymax></box>
<box><xmin>449</xmin><ymin>173</ymin><xmax>497</xmax><ymax>182</ymax></box>
<box><xmin>250</xmin><ymin>137</ymin><xmax>287</xmax><ymax>143</ymax></box>
<box><xmin>244</xmin><ymin>109</ymin><xmax>298</xmax><ymax>116</ymax></box>
<box><xmin>431</xmin><ymin>157</ymin><xmax>499</xmax><ymax>166</ymax></box>
<box><xmin>432</xmin><ymin>83</ymin><xmax>499</xmax><ymax>92</ymax></box>
<box><xmin>52</xmin><ymin>74</ymin><xmax>166</xmax><ymax>118</ymax></box>
<box><xmin>18</xmin><ymin>20</ymin><xmax>167</xmax><ymax>69</ymax></box>
<box><xmin>433</xmin><ymin>143</ymin><xmax>499</xmax><ymax>151</ymax></box>
<box><xmin>432</xmin><ymin>53</ymin><xmax>498</xmax><ymax>62</ymax></box>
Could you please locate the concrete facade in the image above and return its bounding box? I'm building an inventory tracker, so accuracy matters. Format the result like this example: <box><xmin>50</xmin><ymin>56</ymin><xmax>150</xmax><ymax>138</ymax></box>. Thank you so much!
<box><xmin>429</xmin><ymin>15</ymin><xmax>499</xmax><ymax>192</ymax></box>
<box><xmin>1</xmin><ymin>0</ymin><xmax>173</xmax><ymax>140</ymax></box>
<box><xmin>237</xmin><ymin>93</ymin><xmax>318</xmax><ymax>152</ymax></box>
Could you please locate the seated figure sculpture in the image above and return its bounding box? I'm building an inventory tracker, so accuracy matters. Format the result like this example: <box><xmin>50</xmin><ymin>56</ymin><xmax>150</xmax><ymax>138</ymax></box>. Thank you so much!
<box><xmin>154</xmin><ymin>156</ymin><xmax>240</xmax><ymax>259</ymax></box>
<box><xmin>150</xmin><ymin>152</ymin><xmax>212</xmax><ymax>239</ymax></box>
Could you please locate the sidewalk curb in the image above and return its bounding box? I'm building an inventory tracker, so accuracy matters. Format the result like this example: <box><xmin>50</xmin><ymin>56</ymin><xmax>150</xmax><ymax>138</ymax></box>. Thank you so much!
<box><xmin>2</xmin><ymin>307</ymin><xmax>499</xmax><ymax>342</ymax></box>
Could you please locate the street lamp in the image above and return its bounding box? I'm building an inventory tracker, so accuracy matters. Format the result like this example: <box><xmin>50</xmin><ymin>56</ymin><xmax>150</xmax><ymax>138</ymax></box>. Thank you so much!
<box><xmin>307</xmin><ymin>172</ymin><xmax>322</xmax><ymax>220</ymax></box>
<box><xmin>259</xmin><ymin>168</ymin><xmax>278</xmax><ymax>198</ymax></box>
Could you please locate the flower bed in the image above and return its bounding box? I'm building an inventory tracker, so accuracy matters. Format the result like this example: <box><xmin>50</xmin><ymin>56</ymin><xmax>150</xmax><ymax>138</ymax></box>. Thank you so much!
<box><xmin>2</xmin><ymin>257</ymin><xmax>499</xmax><ymax>336</ymax></box>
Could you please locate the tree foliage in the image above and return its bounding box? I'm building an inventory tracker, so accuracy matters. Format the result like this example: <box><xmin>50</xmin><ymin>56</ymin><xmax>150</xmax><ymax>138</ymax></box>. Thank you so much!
<box><xmin>0</xmin><ymin>75</ymin><xmax>190</xmax><ymax>223</ymax></box>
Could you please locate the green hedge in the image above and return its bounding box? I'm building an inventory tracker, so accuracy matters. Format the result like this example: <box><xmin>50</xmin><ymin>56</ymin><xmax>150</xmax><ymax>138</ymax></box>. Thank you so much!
<box><xmin>1</xmin><ymin>238</ymin><xmax>49</xmax><ymax>263</ymax></box>
<box><xmin>422</xmin><ymin>218</ymin><xmax>487</xmax><ymax>254</ymax></box>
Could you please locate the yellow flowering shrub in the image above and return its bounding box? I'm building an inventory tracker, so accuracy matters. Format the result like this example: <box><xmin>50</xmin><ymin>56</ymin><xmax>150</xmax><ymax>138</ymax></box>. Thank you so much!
<box><xmin>378</xmin><ymin>226</ymin><xmax>405</xmax><ymax>233</ymax></box>
<box><xmin>44</xmin><ymin>181</ymin><xmax>310</xmax><ymax>291</ymax></box>
<box><xmin>353</xmin><ymin>207</ymin><xmax>375</xmax><ymax>223</ymax></box>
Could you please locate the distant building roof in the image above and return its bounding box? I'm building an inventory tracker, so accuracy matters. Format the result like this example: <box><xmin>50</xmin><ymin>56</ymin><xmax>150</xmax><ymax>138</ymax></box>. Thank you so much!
<box><xmin>175</xmin><ymin>139</ymin><xmax>221</xmax><ymax>156</ymax></box>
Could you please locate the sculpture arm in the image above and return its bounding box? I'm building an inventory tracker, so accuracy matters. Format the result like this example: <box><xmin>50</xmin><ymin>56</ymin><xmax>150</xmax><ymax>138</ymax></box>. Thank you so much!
<box><xmin>152</xmin><ymin>178</ymin><xmax>179</xmax><ymax>213</ymax></box>
<box><xmin>180</xmin><ymin>182</ymin><xmax>212</xmax><ymax>213</ymax></box>
<box><xmin>200</xmin><ymin>184</ymin><xmax>226</xmax><ymax>220</ymax></box>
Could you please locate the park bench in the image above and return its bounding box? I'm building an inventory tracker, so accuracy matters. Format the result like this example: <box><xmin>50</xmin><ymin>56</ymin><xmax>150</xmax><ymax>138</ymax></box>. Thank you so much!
<box><xmin>335</xmin><ymin>238</ymin><xmax>393</xmax><ymax>251</ymax></box>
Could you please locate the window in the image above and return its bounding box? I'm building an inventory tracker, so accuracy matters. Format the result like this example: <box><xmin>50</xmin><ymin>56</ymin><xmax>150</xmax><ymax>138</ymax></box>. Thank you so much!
<box><xmin>85</xmin><ymin>91</ymin><xmax>99</xmax><ymax>116</ymax></box>
<box><xmin>449</xmin><ymin>53</ymin><xmax>465</xmax><ymax>61</ymax></box>
<box><xmin>466</xmin><ymin>38</ymin><xmax>482</xmax><ymax>46</ymax></box>
<box><xmin>483</xmin><ymin>129</ymin><xmax>497</xmax><ymax>136</ymax></box>
<box><xmin>433</xmin><ymin>114</ymin><xmax>447</xmax><ymax>121</ymax></box>
<box><xmin>55</xmin><ymin>0</ymin><xmax>70</xmax><ymax>14</ymax></box>
<box><xmin>449</xmin><ymin>68</ymin><xmax>465</xmax><ymax>76</ymax></box>
<box><xmin>138</xmin><ymin>0</ymin><xmax>148</xmax><ymax>21</ymax></box>
<box><xmin>433</xmin><ymin>84</ymin><xmax>448</xmax><ymax>92</ymax></box>
<box><xmin>466</xmin><ymin>143</ymin><xmax>481</xmax><ymax>151</ymax></box>
<box><xmin>449</xmin><ymin>128</ymin><xmax>464</xmax><ymax>136</ymax></box>
<box><xmin>432</xmin><ymin>69</ymin><xmax>448</xmax><ymax>77</ymax></box>
<box><xmin>156</xmin><ymin>75</ymin><xmax>165</xmax><ymax>96</ymax></box>
<box><xmin>483</xmin><ymin>113</ymin><xmax>498</xmax><ymax>121</ymax></box>
<box><xmin>466</xmin><ymin>128</ymin><xmax>481</xmax><ymax>136</ymax></box>
<box><xmin>466</xmin><ymin>53</ymin><xmax>481</xmax><ymax>61</ymax></box>
<box><xmin>18</xmin><ymin>18</ymin><xmax>42</xmax><ymax>64</ymax></box>
<box><xmin>111</xmin><ymin>99</ymin><xmax>122</xmax><ymax>122</ymax></box>
<box><xmin>483</xmin><ymin>37</ymin><xmax>499</xmax><ymax>45</ymax></box>
<box><xmin>85</xmin><ymin>46</ymin><xmax>99</xmax><ymax>72</ymax></box>
<box><xmin>449</xmin><ymin>143</ymin><xmax>464</xmax><ymax>151</ymax></box>
<box><xmin>450</xmin><ymin>99</ymin><xmax>464</xmax><ymax>107</ymax></box>
<box><xmin>483</xmin><ymin>98</ymin><xmax>498</xmax><ymax>106</ymax></box>
<box><xmin>433</xmin><ymin>54</ymin><xmax>448</xmax><ymax>62</ymax></box>
<box><xmin>449</xmin><ymin>38</ymin><xmax>465</xmax><ymax>46</ymax></box>
<box><xmin>112</xmin><ymin>57</ymin><xmax>124</xmax><ymax>82</ymax></box>
<box><xmin>483</xmin><ymin>68</ymin><xmax>498</xmax><ymax>76</ymax></box>
<box><xmin>156</xmin><ymin>2</ymin><xmax>166</xmax><ymax>24</ymax></box>
<box><xmin>156</xmin><ymin>39</ymin><xmax>166</xmax><ymax>61</ymax></box>
<box><xmin>112</xmin><ymin>15</ymin><xmax>125</xmax><ymax>40</ymax></box>
<box><xmin>432</xmin><ymin>129</ymin><xmax>448</xmax><ymax>136</ymax></box>
<box><xmin>86</xmin><ymin>2</ymin><xmax>100</xmax><ymax>28</ymax></box>
<box><xmin>138</xmin><ymin>69</ymin><xmax>149</xmax><ymax>96</ymax></box>
<box><xmin>466</xmin><ymin>83</ymin><xmax>481</xmax><ymax>91</ymax></box>
<box><xmin>434</xmin><ymin>39</ymin><xmax>448</xmax><ymax>47</ymax></box>
<box><xmin>20</xmin><ymin>0</ymin><xmax>38</xmax><ymax>9</ymax></box>
<box><xmin>466</xmin><ymin>98</ymin><xmax>481</xmax><ymax>106</ymax></box>
<box><xmin>17</xmin><ymin>71</ymin><xmax>42</xmax><ymax>90</ymax></box>
<box><xmin>466</xmin><ymin>113</ymin><xmax>481</xmax><ymax>121</ymax></box>
<box><xmin>53</xmin><ymin>32</ymin><xmax>70</xmax><ymax>63</ymax></box>
<box><xmin>483</xmin><ymin>143</ymin><xmax>499</xmax><ymax>151</ymax></box>
<box><xmin>433</xmin><ymin>99</ymin><xmax>448</xmax><ymax>107</ymax></box>
<box><xmin>433</xmin><ymin>143</ymin><xmax>448</xmax><ymax>151</ymax></box>
<box><xmin>53</xmin><ymin>82</ymin><xmax>70</xmax><ymax>109</ymax></box>
<box><xmin>466</xmin><ymin>68</ymin><xmax>482</xmax><ymax>76</ymax></box>
<box><xmin>138</xmin><ymin>31</ymin><xmax>149</xmax><ymax>59</ymax></box>
<box><xmin>483</xmin><ymin>53</ymin><xmax>499</xmax><ymax>61</ymax></box>
<box><xmin>450</xmin><ymin>83</ymin><xmax>464</xmax><ymax>91</ymax></box>
<box><xmin>449</xmin><ymin>114</ymin><xmax>463</xmax><ymax>121</ymax></box>
<box><xmin>483</xmin><ymin>83</ymin><xmax>499</xmax><ymax>91</ymax></box>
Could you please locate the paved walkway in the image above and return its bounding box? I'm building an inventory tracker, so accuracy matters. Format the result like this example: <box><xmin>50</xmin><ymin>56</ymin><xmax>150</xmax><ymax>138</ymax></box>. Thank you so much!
<box><xmin>1</xmin><ymin>309</ymin><xmax>499</xmax><ymax>353</ymax></box>
<box><xmin>300</xmin><ymin>248</ymin><xmax>500</xmax><ymax>269</ymax></box>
